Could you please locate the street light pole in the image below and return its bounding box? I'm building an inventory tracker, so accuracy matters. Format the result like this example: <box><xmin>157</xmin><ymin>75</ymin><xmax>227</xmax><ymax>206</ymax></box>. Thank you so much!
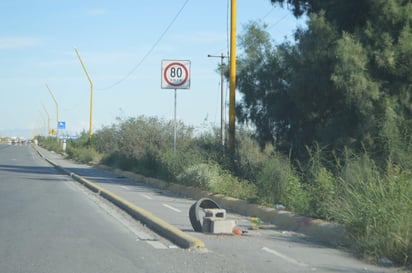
<box><xmin>229</xmin><ymin>0</ymin><xmax>237</xmax><ymax>160</ymax></box>
<box><xmin>46</xmin><ymin>84</ymin><xmax>58</xmax><ymax>137</ymax></box>
<box><xmin>41</xmin><ymin>103</ymin><xmax>50</xmax><ymax>136</ymax></box>
<box><xmin>207</xmin><ymin>53</ymin><xmax>227</xmax><ymax>146</ymax></box>
<box><xmin>74</xmin><ymin>48</ymin><xmax>94</xmax><ymax>142</ymax></box>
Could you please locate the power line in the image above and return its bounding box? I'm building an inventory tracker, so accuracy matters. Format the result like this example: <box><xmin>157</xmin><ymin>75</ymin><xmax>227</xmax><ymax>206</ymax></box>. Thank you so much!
<box><xmin>262</xmin><ymin>6</ymin><xmax>275</xmax><ymax>20</ymax></box>
<box><xmin>221</xmin><ymin>4</ymin><xmax>288</xmax><ymax>55</ymax></box>
<box><xmin>268</xmin><ymin>12</ymin><xmax>290</xmax><ymax>30</ymax></box>
<box><xmin>97</xmin><ymin>0</ymin><xmax>190</xmax><ymax>91</ymax></box>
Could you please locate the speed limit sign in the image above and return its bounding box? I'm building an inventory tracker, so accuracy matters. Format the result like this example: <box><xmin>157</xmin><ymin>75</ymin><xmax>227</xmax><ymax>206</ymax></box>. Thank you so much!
<box><xmin>161</xmin><ymin>60</ymin><xmax>191</xmax><ymax>89</ymax></box>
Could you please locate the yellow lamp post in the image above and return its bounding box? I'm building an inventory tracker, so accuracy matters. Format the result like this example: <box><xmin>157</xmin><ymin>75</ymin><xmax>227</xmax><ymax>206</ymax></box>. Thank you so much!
<box><xmin>75</xmin><ymin>47</ymin><xmax>94</xmax><ymax>142</ymax></box>
<box><xmin>46</xmin><ymin>84</ymin><xmax>58</xmax><ymax>137</ymax></box>
<box><xmin>229</xmin><ymin>0</ymin><xmax>237</xmax><ymax>159</ymax></box>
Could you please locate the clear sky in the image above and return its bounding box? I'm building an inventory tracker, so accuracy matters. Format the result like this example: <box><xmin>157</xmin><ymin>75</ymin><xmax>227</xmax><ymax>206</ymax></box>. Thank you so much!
<box><xmin>0</xmin><ymin>0</ymin><xmax>305</xmax><ymax>138</ymax></box>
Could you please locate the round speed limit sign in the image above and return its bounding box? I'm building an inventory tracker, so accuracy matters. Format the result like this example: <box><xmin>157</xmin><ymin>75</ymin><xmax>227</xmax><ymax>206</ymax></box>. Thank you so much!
<box><xmin>161</xmin><ymin>60</ymin><xmax>191</xmax><ymax>89</ymax></box>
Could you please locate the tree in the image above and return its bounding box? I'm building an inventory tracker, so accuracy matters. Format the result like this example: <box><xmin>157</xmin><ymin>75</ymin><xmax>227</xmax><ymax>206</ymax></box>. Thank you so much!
<box><xmin>270</xmin><ymin>0</ymin><xmax>372</xmax><ymax>32</ymax></box>
<box><xmin>235</xmin><ymin>0</ymin><xmax>412</xmax><ymax>161</ymax></box>
<box><xmin>236</xmin><ymin>22</ymin><xmax>295</xmax><ymax>149</ymax></box>
<box><xmin>237</xmin><ymin>16</ymin><xmax>349</xmax><ymax>156</ymax></box>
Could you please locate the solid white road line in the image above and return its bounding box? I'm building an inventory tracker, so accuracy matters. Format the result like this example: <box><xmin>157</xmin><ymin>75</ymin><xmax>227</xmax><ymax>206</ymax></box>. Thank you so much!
<box><xmin>162</xmin><ymin>203</ymin><xmax>182</xmax><ymax>213</ymax></box>
<box><xmin>262</xmin><ymin>247</ymin><xmax>308</xmax><ymax>267</ymax></box>
<box><xmin>120</xmin><ymin>185</ymin><xmax>130</xmax><ymax>191</ymax></box>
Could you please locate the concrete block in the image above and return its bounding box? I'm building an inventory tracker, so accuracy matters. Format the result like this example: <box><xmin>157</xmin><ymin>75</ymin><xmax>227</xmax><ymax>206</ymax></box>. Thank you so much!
<box><xmin>210</xmin><ymin>219</ymin><xmax>237</xmax><ymax>234</ymax></box>
<box><xmin>202</xmin><ymin>217</ymin><xmax>213</xmax><ymax>233</ymax></box>
<box><xmin>204</xmin><ymin>208</ymin><xmax>226</xmax><ymax>219</ymax></box>
<box><xmin>202</xmin><ymin>217</ymin><xmax>237</xmax><ymax>234</ymax></box>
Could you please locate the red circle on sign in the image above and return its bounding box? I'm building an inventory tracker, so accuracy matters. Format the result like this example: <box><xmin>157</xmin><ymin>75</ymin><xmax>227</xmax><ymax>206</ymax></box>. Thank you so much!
<box><xmin>163</xmin><ymin>62</ymin><xmax>189</xmax><ymax>87</ymax></box>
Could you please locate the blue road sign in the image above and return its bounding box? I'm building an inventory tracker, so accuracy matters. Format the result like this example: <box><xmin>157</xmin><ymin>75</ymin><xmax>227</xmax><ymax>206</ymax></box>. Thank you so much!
<box><xmin>58</xmin><ymin>121</ymin><xmax>66</xmax><ymax>129</ymax></box>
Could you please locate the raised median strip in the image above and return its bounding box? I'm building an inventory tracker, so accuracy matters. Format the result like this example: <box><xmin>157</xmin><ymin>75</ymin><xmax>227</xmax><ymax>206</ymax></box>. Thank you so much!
<box><xmin>35</xmin><ymin>147</ymin><xmax>205</xmax><ymax>249</ymax></box>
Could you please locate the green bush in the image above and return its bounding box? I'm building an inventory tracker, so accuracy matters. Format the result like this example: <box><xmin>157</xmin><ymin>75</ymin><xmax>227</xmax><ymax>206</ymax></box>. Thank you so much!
<box><xmin>93</xmin><ymin>116</ymin><xmax>197</xmax><ymax>179</ymax></box>
<box><xmin>307</xmin><ymin>167</ymin><xmax>336</xmax><ymax>219</ymax></box>
<box><xmin>66</xmin><ymin>145</ymin><xmax>101</xmax><ymax>164</ymax></box>
<box><xmin>177</xmin><ymin>163</ymin><xmax>221</xmax><ymax>190</ymax></box>
<box><xmin>177</xmin><ymin>162</ymin><xmax>257</xmax><ymax>200</ymax></box>
<box><xmin>193</xmin><ymin>127</ymin><xmax>225</xmax><ymax>164</ymax></box>
<box><xmin>235</xmin><ymin>129</ymin><xmax>275</xmax><ymax>182</ymax></box>
<box><xmin>282</xmin><ymin>174</ymin><xmax>309</xmax><ymax>215</ymax></box>
<box><xmin>37</xmin><ymin>136</ymin><xmax>61</xmax><ymax>152</ymax></box>
<box><xmin>299</xmin><ymin>144</ymin><xmax>338</xmax><ymax>219</ymax></box>
<box><xmin>256</xmin><ymin>155</ymin><xmax>307</xmax><ymax>211</ymax></box>
<box><xmin>209</xmin><ymin>169</ymin><xmax>257</xmax><ymax>201</ymax></box>
<box><xmin>92</xmin><ymin>125</ymin><xmax>119</xmax><ymax>154</ymax></box>
<box><xmin>159</xmin><ymin>148</ymin><xmax>204</xmax><ymax>181</ymax></box>
<box><xmin>101</xmin><ymin>151</ymin><xmax>137</xmax><ymax>171</ymax></box>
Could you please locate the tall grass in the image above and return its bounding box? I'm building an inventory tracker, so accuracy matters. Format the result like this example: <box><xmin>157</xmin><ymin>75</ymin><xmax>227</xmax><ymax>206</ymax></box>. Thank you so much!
<box><xmin>331</xmin><ymin>154</ymin><xmax>412</xmax><ymax>265</ymax></box>
<box><xmin>303</xmin><ymin>145</ymin><xmax>338</xmax><ymax>220</ymax></box>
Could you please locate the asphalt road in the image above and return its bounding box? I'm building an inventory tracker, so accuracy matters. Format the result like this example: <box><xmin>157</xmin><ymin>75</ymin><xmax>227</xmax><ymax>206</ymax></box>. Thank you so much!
<box><xmin>0</xmin><ymin>143</ymin><xmax>401</xmax><ymax>273</ymax></box>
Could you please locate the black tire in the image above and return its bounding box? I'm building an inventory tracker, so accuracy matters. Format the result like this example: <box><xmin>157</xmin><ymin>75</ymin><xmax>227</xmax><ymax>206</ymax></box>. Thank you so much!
<box><xmin>189</xmin><ymin>198</ymin><xmax>220</xmax><ymax>232</ymax></box>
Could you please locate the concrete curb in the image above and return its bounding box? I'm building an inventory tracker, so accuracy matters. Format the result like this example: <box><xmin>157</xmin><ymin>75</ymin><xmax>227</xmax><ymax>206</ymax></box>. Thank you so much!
<box><xmin>34</xmin><ymin>147</ymin><xmax>205</xmax><ymax>249</ymax></box>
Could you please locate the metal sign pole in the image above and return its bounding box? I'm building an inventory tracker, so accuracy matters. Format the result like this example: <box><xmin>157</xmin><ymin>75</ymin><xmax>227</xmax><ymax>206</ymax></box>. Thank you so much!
<box><xmin>173</xmin><ymin>88</ymin><xmax>177</xmax><ymax>154</ymax></box>
<box><xmin>161</xmin><ymin>60</ymin><xmax>190</xmax><ymax>155</ymax></box>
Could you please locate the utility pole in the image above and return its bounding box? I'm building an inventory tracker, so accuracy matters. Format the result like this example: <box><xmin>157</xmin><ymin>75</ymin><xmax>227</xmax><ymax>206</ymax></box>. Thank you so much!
<box><xmin>208</xmin><ymin>53</ymin><xmax>227</xmax><ymax>146</ymax></box>
<box><xmin>74</xmin><ymin>48</ymin><xmax>94</xmax><ymax>142</ymax></box>
<box><xmin>229</xmin><ymin>0</ymin><xmax>237</xmax><ymax>160</ymax></box>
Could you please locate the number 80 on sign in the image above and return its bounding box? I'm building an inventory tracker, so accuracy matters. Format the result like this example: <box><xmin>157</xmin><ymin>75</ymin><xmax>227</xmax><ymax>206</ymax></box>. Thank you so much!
<box><xmin>161</xmin><ymin>60</ymin><xmax>191</xmax><ymax>89</ymax></box>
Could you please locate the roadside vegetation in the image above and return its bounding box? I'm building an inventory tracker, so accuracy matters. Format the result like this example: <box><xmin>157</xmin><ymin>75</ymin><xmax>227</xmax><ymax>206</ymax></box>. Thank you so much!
<box><xmin>38</xmin><ymin>0</ymin><xmax>412</xmax><ymax>267</ymax></box>
<box><xmin>37</xmin><ymin>115</ymin><xmax>412</xmax><ymax>267</ymax></box>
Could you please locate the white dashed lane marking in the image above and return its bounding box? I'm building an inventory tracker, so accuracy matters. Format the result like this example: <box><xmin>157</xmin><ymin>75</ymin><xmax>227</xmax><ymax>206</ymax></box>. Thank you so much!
<box><xmin>141</xmin><ymin>193</ymin><xmax>153</xmax><ymax>200</ymax></box>
<box><xmin>120</xmin><ymin>186</ymin><xmax>153</xmax><ymax>200</ymax></box>
<box><xmin>162</xmin><ymin>203</ymin><xmax>181</xmax><ymax>213</ymax></box>
<box><xmin>262</xmin><ymin>247</ymin><xmax>308</xmax><ymax>267</ymax></box>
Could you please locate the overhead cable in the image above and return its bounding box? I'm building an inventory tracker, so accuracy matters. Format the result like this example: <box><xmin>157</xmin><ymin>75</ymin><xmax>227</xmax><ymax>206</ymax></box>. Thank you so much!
<box><xmin>97</xmin><ymin>0</ymin><xmax>190</xmax><ymax>91</ymax></box>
